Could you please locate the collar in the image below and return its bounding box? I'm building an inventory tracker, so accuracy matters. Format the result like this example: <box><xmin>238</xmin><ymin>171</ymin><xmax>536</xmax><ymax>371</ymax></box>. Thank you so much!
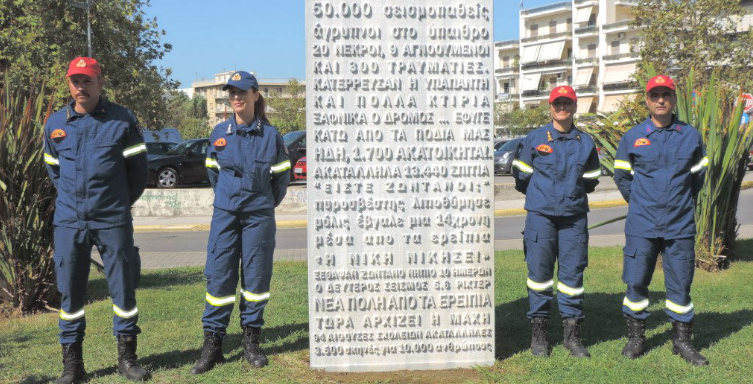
<box><xmin>547</xmin><ymin>123</ymin><xmax>580</xmax><ymax>141</ymax></box>
<box><xmin>228</xmin><ymin>114</ymin><xmax>262</xmax><ymax>135</ymax></box>
<box><xmin>65</xmin><ymin>97</ymin><xmax>108</xmax><ymax>122</ymax></box>
<box><xmin>644</xmin><ymin>114</ymin><xmax>683</xmax><ymax>136</ymax></box>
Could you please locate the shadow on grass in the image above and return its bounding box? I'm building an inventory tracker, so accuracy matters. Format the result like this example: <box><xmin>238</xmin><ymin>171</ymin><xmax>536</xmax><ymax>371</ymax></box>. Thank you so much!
<box><xmin>86</xmin><ymin>269</ymin><xmax>205</xmax><ymax>303</ymax></box>
<box><xmin>225</xmin><ymin>322</ymin><xmax>309</xmax><ymax>361</ymax></box>
<box><xmin>18</xmin><ymin>375</ymin><xmax>56</xmax><ymax>384</ymax></box>
<box><xmin>732</xmin><ymin>238</ymin><xmax>753</xmax><ymax>262</ymax></box>
<box><xmin>496</xmin><ymin>291</ymin><xmax>753</xmax><ymax>360</ymax></box>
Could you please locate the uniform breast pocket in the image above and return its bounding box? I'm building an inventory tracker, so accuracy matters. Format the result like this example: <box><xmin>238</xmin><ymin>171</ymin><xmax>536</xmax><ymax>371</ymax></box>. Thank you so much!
<box><xmin>632</xmin><ymin>148</ymin><xmax>658</xmax><ymax>172</ymax></box>
<box><xmin>250</xmin><ymin>158</ymin><xmax>273</xmax><ymax>192</ymax></box>
<box><xmin>532</xmin><ymin>153</ymin><xmax>555</xmax><ymax>172</ymax></box>
<box><xmin>674</xmin><ymin>154</ymin><xmax>694</xmax><ymax>172</ymax></box>
<box><xmin>56</xmin><ymin>140</ymin><xmax>77</xmax><ymax>161</ymax></box>
<box><xmin>93</xmin><ymin>139</ymin><xmax>122</xmax><ymax>179</ymax></box>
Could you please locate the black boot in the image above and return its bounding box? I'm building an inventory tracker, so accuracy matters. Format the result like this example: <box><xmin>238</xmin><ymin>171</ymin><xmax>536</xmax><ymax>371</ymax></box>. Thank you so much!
<box><xmin>562</xmin><ymin>318</ymin><xmax>590</xmax><ymax>358</ymax></box>
<box><xmin>55</xmin><ymin>341</ymin><xmax>85</xmax><ymax>384</ymax></box>
<box><xmin>242</xmin><ymin>326</ymin><xmax>268</xmax><ymax>368</ymax></box>
<box><xmin>622</xmin><ymin>317</ymin><xmax>647</xmax><ymax>359</ymax></box>
<box><xmin>190</xmin><ymin>331</ymin><xmax>225</xmax><ymax>374</ymax></box>
<box><xmin>117</xmin><ymin>335</ymin><xmax>152</xmax><ymax>381</ymax></box>
<box><xmin>530</xmin><ymin>317</ymin><xmax>550</xmax><ymax>356</ymax></box>
<box><xmin>671</xmin><ymin>321</ymin><xmax>709</xmax><ymax>366</ymax></box>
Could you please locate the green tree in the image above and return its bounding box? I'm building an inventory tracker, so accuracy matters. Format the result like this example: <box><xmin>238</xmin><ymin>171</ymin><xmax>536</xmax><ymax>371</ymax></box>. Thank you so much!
<box><xmin>266</xmin><ymin>79</ymin><xmax>305</xmax><ymax>135</ymax></box>
<box><xmin>0</xmin><ymin>0</ymin><xmax>176</xmax><ymax>128</ymax></box>
<box><xmin>498</xmin><ymin>105</ymin><xmax>551</xmax><ymax>136</ymax></box>
<box><xmin>633</xmin><ymin>0</ymin><xmax>753</xmax><ymax>90</ymax></box>
<box><xmin>163</xmin><ymin>91</ymin><xmax>209</xmax><ymax>139</ymax></box>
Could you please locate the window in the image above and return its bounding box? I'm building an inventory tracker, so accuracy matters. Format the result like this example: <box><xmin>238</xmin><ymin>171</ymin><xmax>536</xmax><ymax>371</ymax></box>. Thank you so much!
<box><xmin>503</xmin><ymin>82</ymin><xmax>510</xmax><ymax>93</ymax></box>
<box><xmin>611</xmin><ymin>40</ymin><xmax>621</xmax><ymax>54</ymax></box>
<box><xmin>502</xmin><ymin>55</ymin><xmax>509</xmax><ymax>67</ymax></box>
<box><xmin>530</xmin><ymin>24</ymin><xmax>538</xmax><ymax>37</ymax></box>
<box><xmin>277</xmin><ymin>87</ymin><xmax>283</xmax><ymax>94</ymax></box>
<box><xmin>588</xmin><ymin>13</ymin><xmax>597</xmax><ymax>26</ymax></box>
<box><xmin>549</xmin><ymin>77</ymin><xmax>557</xmax><ymax>89</ymax></box>
<box><xmin>549</xmin><ymin>19</ymin><xmax>557</xmax><ymax>33</ymax></box>
<box><xmin>567</xmin><ymin>48</ymin><xmax>572</xmax><ymax>59</ymax></box>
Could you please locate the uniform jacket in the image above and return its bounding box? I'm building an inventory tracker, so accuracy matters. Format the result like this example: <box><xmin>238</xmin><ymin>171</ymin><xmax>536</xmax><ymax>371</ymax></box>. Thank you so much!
<box><xmin>44</xmin><ymin>98</ymin><xmax>147</xmax><ymax>229</ymax></box>
<box><xmin>205</xmin><ymin>116</ymin><xmax>290</xmax><ymax>212</ymax></box>
<box><xmin>512</xmin><ymin>123</ymin><xmax>601</xmax><ymax>216</ymax></box>
<box><xmin>613</xmin><ymin>115</ymin><xmax>708</xmax><ymax>239</ymax></box>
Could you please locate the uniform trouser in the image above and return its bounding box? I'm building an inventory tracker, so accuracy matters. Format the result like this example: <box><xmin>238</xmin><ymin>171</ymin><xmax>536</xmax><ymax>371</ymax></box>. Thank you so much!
<box><xmin>523</xmin><ymin>211</ymin><xmax>588</xmax><ymax>320</ymax></box>
<box><xmin>202</xmin><ymin>208</ymin><xmax>276</xmax><ymax>336</ymax></box>
<box><xmin>622</xmin><ymin>235</ymin><xmax>696</xmax><ymax>323</ymax></box>
<box><xmin>54</xmin><ymin>224</ymin><xmax>141</xmax><ymax>344</ymax></box>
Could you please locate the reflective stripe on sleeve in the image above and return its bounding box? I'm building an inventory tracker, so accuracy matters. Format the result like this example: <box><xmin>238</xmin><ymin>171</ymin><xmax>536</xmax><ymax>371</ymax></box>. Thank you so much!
<box><xmin>44</xmin><ymin>153</ymin><xmax>60</xmax><ymax>166</ymax></box>
<box><xmin>614</xmin><ymin>159</ymin><xmax>632</xmax><ymax>171</ymax></box>
<box><xmin>690</xmin><ymin>156</ymin><xmax>708</xmax><ymax>173</ymax></box>
<box><xmin>59</xmin><ymin>309</ymin><xmax>85</xmax><ymax>321</ymax></box>
<box><xmin>206</xmin><ymin>292</ymin><xmax>235</xmax><ymax>306</ymax></box>
<box><xmin>271</xmin><ymin>160</ymin><xmax>291</xmax><ymax>174</ymax></box>
<box><xmin>582</xmin><ymin>169</ymin><xmax>601</xmax><ymax>179</ymax></box>
<box><xmin>623</xmin><ymin>297</ymin><xmax>649</xmax><ymax>312</ymax></box>
<box><xmin>557</xmin><ymin>282</ymin><xmax>584</xmax><ymax>296</ymax></box>
<box><xmin>113</xmin><ymin>305</ymin><xmax>139</xmax><ymax>319</ymax></box>
<box><xmin>241</xmin><ymin>289</ymin><xmax>270</xmax><ymax>302</ymax></box>
<box><xmin>666</xmin><ymin>300</ymin><xmax>694</xmax><ymax>314</ymax></box>
<box><xmin>512</xmin><ymin>159</ymin><xmax>533</xmax><ymax>174</ymax></box>
<box><xmin>205</xmin><ymin>158</ymin><xmax>220</xmax><ymax>169</ymax></box>
<box><xmin>123</xmin><ymin>143</ymin><xmax>146</xmax><ymax>158</ymax></box>
<box><xmin>526</xmin><ymin>278</ymin><xmax>553</xmax><ymax>291</ymax></box>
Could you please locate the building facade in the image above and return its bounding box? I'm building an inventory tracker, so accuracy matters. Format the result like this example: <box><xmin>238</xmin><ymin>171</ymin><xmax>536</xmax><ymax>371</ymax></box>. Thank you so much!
<box><xmin>193</xmin><ymin>71</ymin><xmax>306</xmax><ymax>126</ymax></box>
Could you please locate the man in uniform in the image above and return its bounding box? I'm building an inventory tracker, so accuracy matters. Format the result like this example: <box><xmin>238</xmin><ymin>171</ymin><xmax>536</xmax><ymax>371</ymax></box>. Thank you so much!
<box><xmin>613</xmin><ymin>75</ymin><xmax>709</xmax><ymax>366</ymax></box>
<box><xmin>43</xmin><ymin>57</ymin><xmax>151</xmax><ymax>383</ymax></box>
<box><xmin>513</xmin><ymin>86</ymin><xmax>601</xmax><ymax>357</ymax></box>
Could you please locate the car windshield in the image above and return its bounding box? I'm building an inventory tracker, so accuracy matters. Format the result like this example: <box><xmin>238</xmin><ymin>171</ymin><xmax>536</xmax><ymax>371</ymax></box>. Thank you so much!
<box><xmin>164</xmin><ymin>141</ymin><xmax>193</xmax><ymax>156</ymax></box>
<box><xmin>497</xmin><ymin>138</ymin><xmax>522</xmax><ymax>153</ymax></box>
<box><xmin>283</xmin><ymin>130</ymin><xmax>305</xmax><ymax>146</ymax></box>
<box><xmin>146</xmin><ymin>143</ymin><xmax>176</xmax><ymax>155</ymax></box>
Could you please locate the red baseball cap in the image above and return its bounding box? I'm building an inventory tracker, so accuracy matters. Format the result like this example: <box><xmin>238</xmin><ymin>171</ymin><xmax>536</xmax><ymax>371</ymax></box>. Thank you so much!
<box><xmin>66</xmin><ymin>57</ymin><xmax>101</xmax><ymax>78</ymax></box>
<box><xmin>549</xmin><ymin>85</ymin><xmax>577</xmax><ymax>103</ymax></box>
<box><xmin>645</xmin><ymin>75</ymin><xmax>675</xmax><ymax>93</ymax></box>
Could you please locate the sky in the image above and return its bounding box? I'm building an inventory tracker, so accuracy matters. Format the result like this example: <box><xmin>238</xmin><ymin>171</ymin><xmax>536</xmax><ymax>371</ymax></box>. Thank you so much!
<box><xmin>144</xmin><ymin>0</ymin><xmax>562</xmax><ymax>88</ymax></box>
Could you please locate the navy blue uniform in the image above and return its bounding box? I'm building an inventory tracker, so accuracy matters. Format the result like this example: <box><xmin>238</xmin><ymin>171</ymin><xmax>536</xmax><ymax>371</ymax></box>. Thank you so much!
<box><xmin>513</xmin><ymin>124</ymin><xmax>601</xmax><ymax>319</ymax></box>
<box><xmin>201</xmin><ymin>116</ymin><xmax>290</xmax><ymax>335</ymax></box>
<box><xmin>614</xmin><ymin>116</ymin><xmax>707</xmax><ymax>323</ymax></box>
<box><xmin>43</xmin><ymin>98</ymin><xmax>147</xmax><ymax>344</ymax></box>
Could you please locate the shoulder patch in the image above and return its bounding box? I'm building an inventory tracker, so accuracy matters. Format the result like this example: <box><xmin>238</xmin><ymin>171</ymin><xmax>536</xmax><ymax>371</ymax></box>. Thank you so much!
<box><xmin>214</xmin><ymin>137</ymin><xmax>227</xmax><ymax>147</ymax></box>
<box><xmin>634</xmin><ymin>138</ymin><xmax>651</xmax><ymax>147</ymax></box>
<box><xmin>51</xmin><ymin>129</ymin><xmax>67</xmax><ymax>143</ymax></box>
<box><xmin>536</xmin><ymin>144</ymin><xmax>553</xmax><ymax>155</ymax></box>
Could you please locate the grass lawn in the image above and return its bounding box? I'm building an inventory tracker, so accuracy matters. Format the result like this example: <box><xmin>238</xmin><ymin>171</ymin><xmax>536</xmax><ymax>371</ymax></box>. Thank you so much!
<box><xmin>2</xmin><ymin>240</ymin><xmax>753</xmax><ymax>384</ymax></box>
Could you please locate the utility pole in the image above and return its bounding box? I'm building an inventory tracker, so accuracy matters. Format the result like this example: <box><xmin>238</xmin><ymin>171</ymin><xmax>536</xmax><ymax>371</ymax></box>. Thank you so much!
<box><xmin>70</xmin><ymin>0</ymin><xmax>92</xmax><ymax>57</ymax></box>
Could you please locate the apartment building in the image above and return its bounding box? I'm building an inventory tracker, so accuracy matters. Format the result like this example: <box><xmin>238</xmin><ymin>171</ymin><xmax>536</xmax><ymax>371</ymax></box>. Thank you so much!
<box><xmin>496</xmin><ymin>0</ymin><xmax>753</xmax><ymax>115</ymax></box>
<box><xmin>193</xmin><ymin>71</ymin><xmax>305</xmax><ymax>126</ymax></box>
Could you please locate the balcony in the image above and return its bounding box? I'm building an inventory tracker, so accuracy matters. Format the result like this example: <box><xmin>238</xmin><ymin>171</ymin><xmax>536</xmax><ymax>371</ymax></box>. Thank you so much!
<box><xmin>575</xmin><ymin>0</ymin><xmax>598</xmax><ymax>3</ymax></box>
<box><xmin>521</xmin><ymin>2</ymin><xmax>571</xmax><ymax>16</ymax></box>
<box><xmin>603</xmin><ymin>20</ymin><xmax>632</xmax><ymax>31</ymax></box>
<box><xmin>575</xmin><ymin>57</ymin><xmax>598</xmax><ymax>65</ymax></box>
<box><xmin>495</xmin><ymin>67</ymin><xmax>519</xmax><ymax>75</ymax></box>
<box><xmin>603</xmin><ymin>52</ymin><xmax>639</xmax><ymax>61</ymax></box>
<box><xmin>496</xmin><ymin>93</ymin><xmax>520</xmax><ymax>101</ymax></box>
<box><xmin>521</xmin><ymin>30</ymin><xmax>572</xmax><ymax>43</ymax></box>
<box><xmin>521</xmin><ymin>89</ymin><xmax>552</xmax><ymax>98</ymax></box>
<box><xmin>521</xmin><ymin>59</ymin><xmax>572</xmax><ymax>71</ymax></box>
<box><xmin>603</xmin><ymin>82</ymin><xmax>639</xmax><ymax>91</ymax></box>
<box><xmin>575</xmin><ymin>25</ymin><xmax>598</xmax><ymax>35</ymax></box>
<box><xmin>576</xmin><ymin>86</ymin><xmax>597</xmax><ymax>94</ymax></box>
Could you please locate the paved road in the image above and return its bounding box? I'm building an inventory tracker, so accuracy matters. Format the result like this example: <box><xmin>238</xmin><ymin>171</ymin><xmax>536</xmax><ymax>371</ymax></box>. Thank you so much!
<box><xmin>127</xmin><ymin>188</ymin><xmax>753</xmax><ymax>269</ymax></box>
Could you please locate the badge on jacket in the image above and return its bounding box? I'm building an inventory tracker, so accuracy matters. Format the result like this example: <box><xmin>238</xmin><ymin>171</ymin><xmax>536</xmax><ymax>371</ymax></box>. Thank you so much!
<box><xmin>536</xmin><ymin>144</ymin><xmax>553</xmax><ymax>155</ymax></box>
<box><xmin>51</xmin><ymin>129</ymin><xmax>67</xmax><ymax>143</ymax></box>
<box><xmin>214</xmin><ymin>137</ymin><xmax>227</xmax><ymax>151</ymax></box>
<box><xmin>634</xmin><ymin>138</ymin><xmax>651</xmax><ymax>147</ymax></box>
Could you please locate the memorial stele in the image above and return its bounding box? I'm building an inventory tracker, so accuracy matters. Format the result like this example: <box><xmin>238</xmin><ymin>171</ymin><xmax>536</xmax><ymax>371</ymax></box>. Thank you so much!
<box><xmin>306</xmin><ymin>0</ymin><xmax>495</xmax><ymax>371</ymax></box>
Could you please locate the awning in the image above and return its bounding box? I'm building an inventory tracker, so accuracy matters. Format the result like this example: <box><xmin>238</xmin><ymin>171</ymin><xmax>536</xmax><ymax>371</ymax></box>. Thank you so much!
<box><xmin>573</xmin><ymin>67</ymin><xmax>595</xmax><ymax>86</ymax></box>
<box><xmin>575</xmin><ymin>6</ymin><xmax>594</xmax><ymax>24</ymax></box>
<box><xmin>538</xmin><ymin>41</ymin><xmax>566</xmax><ymax>61</ymax></box>
<box><xmin>521</xmin><ymin>45</ymin><xmax>541</xmax><ymax>64</ymax></box>
<box><xmin>600</xmin><ymin>95</ymin><xmax>630</xmax><ymax>112</ymax></box>
<box><xmin>521</xmin><ymin>73</ymin><xmax>542</xmax><ymax>91</ymax></box>
<box><xmin>601</xmin><ymin>62</ymin><xmax>636</xmax><ymax>84</ymax></box>
<box><xmin>577</xmin><ymin>97</ymin><xmax>594</xmax><ymax>114</ymax></box>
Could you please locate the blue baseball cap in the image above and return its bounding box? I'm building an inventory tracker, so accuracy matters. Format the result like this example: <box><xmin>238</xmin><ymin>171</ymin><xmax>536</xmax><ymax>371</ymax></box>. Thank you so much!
<box><xmin>222</xmin><ymin>71</ymin><xmax>258</xmax><ymax>91</ymax></box>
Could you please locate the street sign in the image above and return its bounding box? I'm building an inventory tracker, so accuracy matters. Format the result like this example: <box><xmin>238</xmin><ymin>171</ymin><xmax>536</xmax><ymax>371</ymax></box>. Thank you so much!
<box><xmin>742</xmin><ymin>93</ymin><xmax>753</xmax><ymax>114</ymax></box>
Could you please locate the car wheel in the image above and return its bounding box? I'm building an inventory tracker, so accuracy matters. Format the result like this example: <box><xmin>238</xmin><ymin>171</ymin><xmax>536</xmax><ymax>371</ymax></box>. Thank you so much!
<box><xmin>157</xmin><ymin>167</ymin><xmax>178</xmax><ymax>188</ymax></box>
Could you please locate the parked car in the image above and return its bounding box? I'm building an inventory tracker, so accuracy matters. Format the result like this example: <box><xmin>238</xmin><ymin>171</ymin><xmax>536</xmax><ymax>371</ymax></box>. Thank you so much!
<box><xmin>283</xmin><ymin>130</ymin><xmax>306</xmax><ymax>179</ymax></box>
<box><xmin>293</xmin><ymin>157</ymin><xmax>307</xmax><ymax>181</ymax></box>
<box><xmin>147</xmin><ymin>138</ymin><xmax>210</xmax><ymax>188</ymax></box>
<box><xmin>494</xmin><ymin>139</ymin><xmax>508</xmax><ymax>151</ymax></box>
<box><xmin>145</xmin><ymin>141</ymin><xmax>178</xmax><ymax>161</ymax></box>
<box><xmin>494</xmin><ymin>137</ymin><xmax>523</xmax><ymax>174</ymax></box>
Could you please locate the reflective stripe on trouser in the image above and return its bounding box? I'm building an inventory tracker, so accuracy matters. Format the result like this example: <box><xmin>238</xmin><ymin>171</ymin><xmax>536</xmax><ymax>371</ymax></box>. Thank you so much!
<box><xmin>523</xmin><ymin>211</ymin><xmax>588</xmax><ymax>320</ymax></box>
<box><xmin>54</xmin><ymin>225</ymin><xmax>142</xmax><ymax>344</ymax></box>
<box><xmin>202</xmin><ymin>207</ymin><xmax>275</xmax><ymax>336</ymax></box>
<box><xmin>621</xmin><ymin>235</ymin><xmax>696</xmax><ymax>322</ymax></box>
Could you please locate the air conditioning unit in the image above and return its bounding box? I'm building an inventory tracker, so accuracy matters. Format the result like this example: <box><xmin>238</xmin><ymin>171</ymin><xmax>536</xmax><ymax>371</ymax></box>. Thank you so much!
<box><xmin>617</xmin><ymin>32</ymin><xmax>626</xmax><ymax>39</ymax></box>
